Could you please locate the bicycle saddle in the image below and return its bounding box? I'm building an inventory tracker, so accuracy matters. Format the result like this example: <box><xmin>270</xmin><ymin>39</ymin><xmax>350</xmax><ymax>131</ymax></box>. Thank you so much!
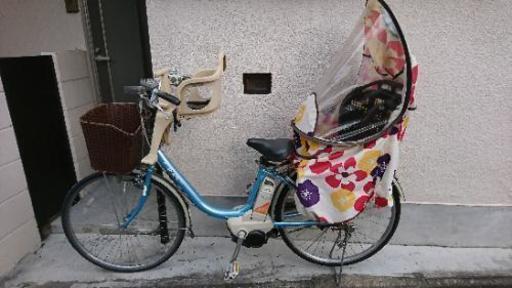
<box><xmin>246</xmin><ymin>138</ymin><xmax>293</xmax><ymax>162</ymax></box>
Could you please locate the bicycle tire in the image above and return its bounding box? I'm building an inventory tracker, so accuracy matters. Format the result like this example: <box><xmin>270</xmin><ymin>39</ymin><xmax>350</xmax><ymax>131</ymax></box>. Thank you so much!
<box><xmin>273</xmin><ymin>179</ymin><xmax>401</xmax><ymax>266</ymax></box>
<box><xmin>61</xmin><ymin>172</ymin><xmax>186</xmax><ymax>272</ymax></box>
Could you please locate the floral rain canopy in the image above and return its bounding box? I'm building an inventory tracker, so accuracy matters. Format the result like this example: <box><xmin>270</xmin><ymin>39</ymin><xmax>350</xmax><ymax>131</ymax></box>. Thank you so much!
<box><xmin>292</xmin><ymin>0</ymin><xmax>419</xmax><ymax>223</ymax></box>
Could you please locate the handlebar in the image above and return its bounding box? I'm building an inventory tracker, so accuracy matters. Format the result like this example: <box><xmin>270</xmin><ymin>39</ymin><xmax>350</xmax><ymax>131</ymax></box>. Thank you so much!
<box><xmin>123</xmin><ymin>85</ymin><xmax>181</xmax><ymax>106</ymax></box>
<box><xmin>154</xmin><ymin>91</ymin><xmax>181</xmax><ymax>105</ymax></box>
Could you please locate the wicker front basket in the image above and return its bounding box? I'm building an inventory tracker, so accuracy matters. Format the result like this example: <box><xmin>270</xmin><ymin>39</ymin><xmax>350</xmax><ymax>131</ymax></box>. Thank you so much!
<box><xmin>81</xmin><ymin>103</ymin><xmax>142</xmax><ymax>174</ymax></box>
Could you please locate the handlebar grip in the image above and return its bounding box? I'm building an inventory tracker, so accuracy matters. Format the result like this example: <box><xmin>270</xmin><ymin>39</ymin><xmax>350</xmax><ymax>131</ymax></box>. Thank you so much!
<box><xmin>155</xmin><ymin>91</ymin><xmax>181</xmax><ymax>105</ymax></box>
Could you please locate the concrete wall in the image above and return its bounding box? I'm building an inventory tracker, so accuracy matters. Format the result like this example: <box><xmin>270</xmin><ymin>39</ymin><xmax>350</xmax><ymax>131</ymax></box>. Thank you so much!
<box><xmin>0</xmin><ymin>0</ymin><xmax>88</xmax><ymax>276</ymax></box>
<box><xmin>147</xmin><ymin>0</ymin><xmax>512</xmax><ymax>205</ymax></box>
<box><xmin>49</xmin><ymin>50</ymin><xmax>96</xmax><ymax>180</ymax></box>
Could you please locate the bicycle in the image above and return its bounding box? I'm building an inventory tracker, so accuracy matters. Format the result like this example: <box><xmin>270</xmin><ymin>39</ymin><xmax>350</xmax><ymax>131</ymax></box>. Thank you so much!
<box><xmin>61</xmin><ymin>54</ymin><xmax>402</xmax><ymax>279</ymax></box>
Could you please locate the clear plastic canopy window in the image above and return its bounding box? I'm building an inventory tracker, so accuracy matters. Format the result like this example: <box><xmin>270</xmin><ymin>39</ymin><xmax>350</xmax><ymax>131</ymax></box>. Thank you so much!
<box><xmin>293</xmin><ymin>0</ymin><xmax>412</xmax><ymax>147</ymax></box>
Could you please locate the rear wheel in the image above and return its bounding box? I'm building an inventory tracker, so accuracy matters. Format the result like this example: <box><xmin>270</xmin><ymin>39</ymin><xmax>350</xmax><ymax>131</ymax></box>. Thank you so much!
<box><xmin>61</xmin><ymin>172</ymin><xmax>186</xmax><ymax>272</ymax></box>
<box><xmin>273</xmin><ymin>179</ymin><xmax>401</xmax><ymax>266</ymax></box>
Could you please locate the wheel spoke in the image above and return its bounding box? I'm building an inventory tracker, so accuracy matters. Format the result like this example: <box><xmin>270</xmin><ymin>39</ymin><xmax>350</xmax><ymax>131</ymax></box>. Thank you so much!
<box><xmin>303</xmin><ymin>228</ymin><xmax>329</xmax><ymax>251</ymax></box>
<box><xmin>102</xmin><ymin>174</ymin><xmax>122</xmax><ymax>228</ymax></box>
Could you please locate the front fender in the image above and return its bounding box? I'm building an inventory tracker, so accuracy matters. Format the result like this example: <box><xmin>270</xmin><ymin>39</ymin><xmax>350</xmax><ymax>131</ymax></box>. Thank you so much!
<box><xmin>152</xmin><ymin>172</ymin><xmax>194</xmax><ymax>237</ymax></box>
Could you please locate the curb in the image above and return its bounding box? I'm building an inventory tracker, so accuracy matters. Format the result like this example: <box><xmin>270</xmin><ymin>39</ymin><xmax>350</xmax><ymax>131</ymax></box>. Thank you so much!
<box><xmin>12</xmin><ymin>275</ymin><xmax>512</xmax><ymax>288</ymax></box>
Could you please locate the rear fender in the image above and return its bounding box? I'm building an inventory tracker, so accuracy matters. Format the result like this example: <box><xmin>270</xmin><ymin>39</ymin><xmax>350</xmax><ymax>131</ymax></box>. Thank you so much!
<box><xmin>392</xmin><ymin>176</ymin><xmax>406</xmax><ymax>201</ymax></box>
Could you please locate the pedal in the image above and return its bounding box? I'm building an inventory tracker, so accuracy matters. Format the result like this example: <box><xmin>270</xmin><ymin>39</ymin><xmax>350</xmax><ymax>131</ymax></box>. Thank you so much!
<box><xmin>224</xmin><ymin>260</ymin><xmax>240</xmax><ymax>280</ymax></box>
<box><xmin>224</xmin><ymin>231</ymin><xmax>246</xmax><ymax>281</ymax></box>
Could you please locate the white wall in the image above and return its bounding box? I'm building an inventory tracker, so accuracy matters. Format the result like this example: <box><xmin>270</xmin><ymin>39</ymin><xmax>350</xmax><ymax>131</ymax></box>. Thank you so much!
<box><xmin>147</xmin><ymin>0</ymin><xmax>512</xmax><ymax>204</ymax></box>
<box><xmin>387</xmin><ymin>0</ymin><xmax>512</xmax><ymax>204</ymax></box>
<box><xmin>0</xmin><ymin>0</ymin><xmax>86</xmax><ymax>57</ymax></box>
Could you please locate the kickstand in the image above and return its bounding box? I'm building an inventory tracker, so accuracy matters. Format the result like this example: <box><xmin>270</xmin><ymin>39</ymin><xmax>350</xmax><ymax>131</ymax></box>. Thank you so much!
<box><xmin>224</xmin><ymin>231</ymin><xmax>246</xmax><ymax>281</ymax></box>
<box><xmin>332</xmin><ymin>224</ymin><xmax>352</xmax><ymax>288</ymax></box>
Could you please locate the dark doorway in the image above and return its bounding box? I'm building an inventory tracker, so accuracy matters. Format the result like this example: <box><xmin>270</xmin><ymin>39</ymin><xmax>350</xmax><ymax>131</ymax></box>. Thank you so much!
<box><xmin>83</xmin><ymin>0</ymin><xmax>152</xmax><ymax>102</ymax></box>
<box><xmin>0</xmin><ymin>56</ymin><xmax>77</xmax><ymax>235</ymax></box>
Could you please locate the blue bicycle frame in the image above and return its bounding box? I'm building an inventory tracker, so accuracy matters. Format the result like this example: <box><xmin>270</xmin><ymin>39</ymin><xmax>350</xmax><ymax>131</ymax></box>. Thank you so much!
<box><xmin>121</xmin><ymin>150</ymin><xmax>318</xmax><ymax>229</ymax></box>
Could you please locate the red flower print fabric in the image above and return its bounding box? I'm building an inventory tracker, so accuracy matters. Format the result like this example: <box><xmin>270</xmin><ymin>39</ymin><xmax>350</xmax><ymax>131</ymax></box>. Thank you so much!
<box><xmin>294</xmin><ymin>134</ymin><xmax>398</xmax><ymax>222</ymax></box>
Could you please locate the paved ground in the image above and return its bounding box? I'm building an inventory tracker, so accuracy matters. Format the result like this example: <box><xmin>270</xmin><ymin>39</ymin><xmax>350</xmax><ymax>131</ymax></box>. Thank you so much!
<box><xmin>1</xmin><ymin>235</ymin><xmax>512</xmax><ymax>288</ymax></box>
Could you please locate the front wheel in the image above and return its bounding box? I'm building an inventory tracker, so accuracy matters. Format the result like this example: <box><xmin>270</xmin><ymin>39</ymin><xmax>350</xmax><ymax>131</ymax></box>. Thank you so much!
<box><xmin>61</xmin><ymin>172</ymin><xmax>186</xmax><ymax>272</ymax></box>
<box><xmin>273</xmin><ymin>179</ymin><xmax>401</xmax><ymax>266</ymax></box>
